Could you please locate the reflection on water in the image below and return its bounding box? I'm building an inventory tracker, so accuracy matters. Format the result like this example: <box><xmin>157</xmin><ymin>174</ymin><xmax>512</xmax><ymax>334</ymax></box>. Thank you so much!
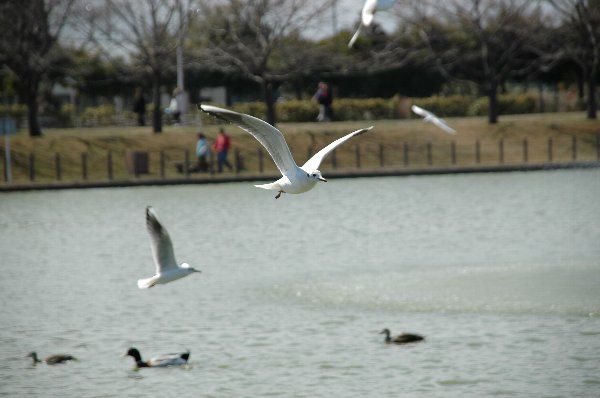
<box><xmin>1</xmin><ymin>169</ymin><xmax>599</xmax><ymax>397</ymax></box>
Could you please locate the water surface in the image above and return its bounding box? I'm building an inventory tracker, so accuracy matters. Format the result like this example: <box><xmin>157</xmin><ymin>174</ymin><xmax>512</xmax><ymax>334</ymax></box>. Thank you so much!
<box><xmin>1</xmin><ymin>169</ymin><xmax>599</xmax><ymax>397</ymax></box>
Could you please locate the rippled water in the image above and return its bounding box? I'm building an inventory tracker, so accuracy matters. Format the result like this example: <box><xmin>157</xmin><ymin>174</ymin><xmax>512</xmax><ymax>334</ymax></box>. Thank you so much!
<box><xmin>1</xmin><ymin>169</ymin><xmax>599</xmax><ymax>397</ymax></box>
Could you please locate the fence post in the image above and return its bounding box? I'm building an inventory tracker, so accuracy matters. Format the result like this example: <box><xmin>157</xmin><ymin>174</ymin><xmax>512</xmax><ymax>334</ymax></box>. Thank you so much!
<box><xmin>307</xmin><ymin>146</ymin><xmax>313</xmax><ymax>160</ymax></box>
<box><xmin>597</xmin><ymin>134</ymin><xmax>600</xmax><ymax>161</ymax></box>
<box><xmin>548</xmin><ymin>138</ymin><xmax>553</xmax><ymax>162</ymax></box>
<box><xmin>160</xmin><ymin>151</ymin><xmax>165</xmax><ymax>179</ymax></box>
<box><xmin>427</xmin><ymin>141</ymin><xmax>432</xmax><ymax>166</ymax></box>
<box><xmin>355</xmin><ymin>144</ymin><xmax>361</xmax><ymax>169</ymax></box>
<box><xmin>523</xmin><ymin>139</ymin><xmax>528</xmax><ymax>163</ymax></box>
<box><xmin>451</xmin><ymin>141</ymin><xmax>456</xmax><ymax>165</ymax></box>
<box><xmin>378</xmin><ymin>144</ymin><xmax>384</xmax><ymax>167</ymax></box>
<box><xmin>81</xmin><ymin>153</ymin><xmax>88</xmax><ymax>180</ymax></box>
<box><xmin>403</xmin><ymin>142</ymin><xmax>409</xmax><ymax>167</ymax></box>
<box><xmin>475</xmin><ymin>140</ymin><xmax>481</xmax><ymax>164</ymax></box>
<box><xmin>572</xmin><ymin>136</ymin><xmax>577</xmax><ymax>161</ymax></box>
<box><xmin>258</xmin><ymin>148</ymin><xmax>263</xmax><ymax>173</ymax></box>
<box><xmin>29</xmin><ymin>153</ymin><xmax>35</xmax><ymax>182</ymax></box>
<box><xmin>107</xmin><ymin>150</ymin><xmax>113</xmax><ymax>180</ymax></box>
<box><xmin>55</xmin><ymin>153</ymin><xmax>62</xmax><ymax>181</ymax></box>
<box><xmin>498</xmin><ymin>139</ymin><xmax>504</xmax><ymax>164</ymax></box>
<box><xmin>209</xmin><ymin>151</ymin><xmax>215</xmax><ymax>175</ymax></box>
<box><xmin>235</xmin><ymin>148</ymin><xmax>241</xmax><ymax>174</ymax></box>
<box><xmin>184</xmin><ymin>150</ymin><xmax>190</xmax><ymax>177</ymax></box>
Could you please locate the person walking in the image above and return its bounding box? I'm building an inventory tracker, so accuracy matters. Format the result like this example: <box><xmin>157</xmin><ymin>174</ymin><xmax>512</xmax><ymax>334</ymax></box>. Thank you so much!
<box><xmin>195</xmin><ymin>132</ymin><xmax>210</xmax><ymax>172</ymax></box>
<box><xmin>213</xmin><ymin>128</ymin><xmax>232</xmax><ymax>172</ymax></box>
<box><xmin>133</xmin><ymin>88</ymin><xmax>146</xmax><ymax>126</ymax></box>
<box><xmin>169</xmin><ymin>88</ymin><xmax>181</xmax><ymax>125</ymax></box>
<box><xmin>313</xmin><ymin>81</ymin><xmax>334</xmax><ymax>122</ymax></box>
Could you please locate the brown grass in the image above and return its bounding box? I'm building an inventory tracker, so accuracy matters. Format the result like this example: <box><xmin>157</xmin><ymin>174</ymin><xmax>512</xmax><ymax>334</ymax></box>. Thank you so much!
<box><xmin>1</xmin><ymin>112</ymin><xmax>599</xmax><ymax>184</ymax></box>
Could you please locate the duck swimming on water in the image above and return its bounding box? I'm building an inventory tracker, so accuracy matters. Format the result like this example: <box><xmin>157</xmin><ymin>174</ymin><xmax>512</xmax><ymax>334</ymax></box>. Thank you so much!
<box><xmin>124</xmin><ymin>347</ymin><xmax>190</xmax><ymax>368</ymax></box>
<box><xmin>27</xmin><ymin>352</ymin><xmax>76</xmax><ymax>365</ymax></box>
<box><xmin>380</xmin><ymin>328</ymin><xmax>424</xmax><ymax>344</ymax></box>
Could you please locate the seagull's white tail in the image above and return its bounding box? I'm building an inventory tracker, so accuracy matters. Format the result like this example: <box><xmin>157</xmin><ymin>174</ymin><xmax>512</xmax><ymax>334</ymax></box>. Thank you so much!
<box><xmin>137</xmin><ymin>276</ymin><xmax>158</xmax><ymax>289</ymax></box>
<box><xmin>254</xmin><ymin>182</ymin><xmax>280</xmax><ymax>191</ymax></box>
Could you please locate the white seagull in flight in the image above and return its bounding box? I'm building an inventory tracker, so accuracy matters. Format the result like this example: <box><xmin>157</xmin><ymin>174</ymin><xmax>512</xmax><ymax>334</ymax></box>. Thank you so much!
<box><xmin>199</xmin><ymin>104</ymin><xmax>373</xmax><ymax>199</ymax></box>
<box><xmin>411</xmin><ymin>105</ymin><xmax>457</xmax><ymax>134</ymax></box>
<box><xmin>137</xmin><ymin>206</ymin><xmax>200</xmax><ymax>289</ymax></box>
<box><xmin>348</xmin><ymin>0</ymin><xmax>397</xmax><ymax>48</ymax></box>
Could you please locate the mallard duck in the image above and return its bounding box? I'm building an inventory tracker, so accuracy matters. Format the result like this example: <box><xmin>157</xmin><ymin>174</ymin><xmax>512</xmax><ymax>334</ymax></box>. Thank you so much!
<box><xmin>124</xmin><ymin>347</ymin><xmax>190</xmax><ymax>368</ymax></box>
<box><xmin>27</xmin><ymin>351</ymin><xmax>76</xmax><ymax>365</ymax></box>
<box><xmin>380</xmin><ymin>328</ymin><xmax>424</xmax><ymax>344</ymax></box>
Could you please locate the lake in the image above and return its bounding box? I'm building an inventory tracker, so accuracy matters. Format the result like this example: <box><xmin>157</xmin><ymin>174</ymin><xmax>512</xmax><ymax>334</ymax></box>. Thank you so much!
<box><xmin>1</xmin><ymin>169</ymin><xmax>599</xmax><ymax>397</ymax></box>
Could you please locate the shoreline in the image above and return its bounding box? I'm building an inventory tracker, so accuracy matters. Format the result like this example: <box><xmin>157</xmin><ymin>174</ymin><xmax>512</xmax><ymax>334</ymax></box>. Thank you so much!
<box><xmin>1</xmin><ymin>161</ymin><xmax>598</xmax><ymax>192</ymax></box>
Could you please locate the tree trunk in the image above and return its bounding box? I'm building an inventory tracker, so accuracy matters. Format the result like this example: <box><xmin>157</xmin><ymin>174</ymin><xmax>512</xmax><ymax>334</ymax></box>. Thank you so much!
<box><xmin>586</xmin><ymin>69</ymin><xmax>597</xmax><ymax>119</ymax></box>
<box><xmin>152</xmin><ymin>74</ymin><xmax>162</xmax><ymax>133</ymax></box>
<box><xmin>25</xmin><ymin>76</ymin><xmax>42</xmax><ymax>137</ymax></box>
<box><xmin>488</xmin><ymin>79</ymin><xmax>499</xmax><ymax>124</ymax></box>
<box><xmin>263</xmin><ymin>81</ymin><xmax>276</xmax><ymax>126</ymax></box>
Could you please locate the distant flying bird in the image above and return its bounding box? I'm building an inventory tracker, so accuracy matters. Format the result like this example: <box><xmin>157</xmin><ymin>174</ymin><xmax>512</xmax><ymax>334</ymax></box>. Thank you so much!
<box><xmin>27</xmin><ymin>352</ymin><xmax>76</xmax><ymax>365</ymax></box>
<box><xmin>137</xmin><ymin>206</ymin><xmax>200</xmax><ymax>289</ymax></box>
<box><xmin>411</xmin><ymin>105</ymin><xmax>457</xmax><ymax>134</ymax></box>
<box><xmin>348</xmin><ymin>0</ymin><xmax>397</xmax><ymax>48</ymax></box>
<box><xmin>199</xmin><ymin>104</ymin><xmax>372</xmax><ymax>199</ymax></box>
<box><xmin>379</xmin><ymin>328</ymin><xmax>424</xmax><ymax>345</ymax></box>
<box><xmin>124</xmin><ymin>348</ymin><xmax>190</xmax><ymax>368</ymax></box>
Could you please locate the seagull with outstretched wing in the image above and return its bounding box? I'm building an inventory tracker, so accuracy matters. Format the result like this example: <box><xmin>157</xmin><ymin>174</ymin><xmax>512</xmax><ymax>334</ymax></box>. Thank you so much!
<box><xmin>199</xmin><ymin>104</ymin><xmax>372</xmax><ymax>199</ymax></box>
<box><xmin>137</xmin><ymin>206</ymin><xmax>200</xmax><ymax>289</ymax></box>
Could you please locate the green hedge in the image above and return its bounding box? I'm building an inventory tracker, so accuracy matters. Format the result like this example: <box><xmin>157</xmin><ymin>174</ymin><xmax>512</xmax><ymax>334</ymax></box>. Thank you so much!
<box><xmin>0</xmin><ymin>104</ymin><xmax>27</xmax><ymax>120</ymax></box>
<box><xmin>224</xmin><ymin>93</ymin><xmax>539</xmax><ymax>123</ymax></box>
<box><xmin>468</xmin><ymin>93</ymin><xmax>537</xmax><ymax>116</ymax></box>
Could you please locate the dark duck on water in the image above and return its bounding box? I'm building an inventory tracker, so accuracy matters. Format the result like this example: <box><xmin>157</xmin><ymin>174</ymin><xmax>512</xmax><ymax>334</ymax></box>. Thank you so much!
<box><xmin>379</xmin><ymin>328</ymin><xmax>424</xmax><ymax>345</ymax></box>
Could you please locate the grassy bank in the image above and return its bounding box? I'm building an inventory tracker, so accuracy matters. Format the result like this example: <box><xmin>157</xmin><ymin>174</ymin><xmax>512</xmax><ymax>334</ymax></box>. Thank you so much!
<box><xmin>1</xmin><ymin>112</ymin><xmax>599</xmax><ymax>185</ymax></box>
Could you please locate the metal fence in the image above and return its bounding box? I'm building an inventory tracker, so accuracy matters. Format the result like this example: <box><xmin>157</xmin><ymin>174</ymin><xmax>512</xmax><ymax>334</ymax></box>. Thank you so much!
<box><xmin>3</xmin><ymin>135</ymin><xmax>600</xmax><ymax>185</ymax></box>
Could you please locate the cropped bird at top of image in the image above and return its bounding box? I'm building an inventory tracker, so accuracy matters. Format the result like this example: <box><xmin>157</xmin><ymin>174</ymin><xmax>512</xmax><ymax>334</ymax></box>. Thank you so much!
<box><xmin>348</xmin><ymin>0</ymin><xmax>397</xmax><ymax>48</ymax></box>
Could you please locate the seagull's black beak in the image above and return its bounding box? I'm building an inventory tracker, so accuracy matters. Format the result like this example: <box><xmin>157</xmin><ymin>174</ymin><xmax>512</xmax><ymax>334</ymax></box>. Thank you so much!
<box><xmin>318</xmin><ymin>177</ymin><xmax>327</xmax><ymax>182</ymax></box>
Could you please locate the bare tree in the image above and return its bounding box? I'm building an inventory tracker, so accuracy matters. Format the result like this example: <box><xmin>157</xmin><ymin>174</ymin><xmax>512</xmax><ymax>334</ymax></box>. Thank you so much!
<box><xmin>415</xmin><ymin>0</ymin><xmax>547</xmax><ymax>123</ymax></box>
<box><xmin>194</xmin><ymin>0</ymin><xmax>335</xmax><ymax>125</ymax></box>
<box><xmin>81</xmin><ymin>0</ymin><xmax>195</xmax><ymax>133</ymax></box>
<box><xmin>0</xmin><ymin>0</ymin><xmax>74</xmax><ymax>136</ymax></box>
<box><xmin>547</xmin><ymin>0</ymin><xmax>599</xmax><ymax>119</ymax></box>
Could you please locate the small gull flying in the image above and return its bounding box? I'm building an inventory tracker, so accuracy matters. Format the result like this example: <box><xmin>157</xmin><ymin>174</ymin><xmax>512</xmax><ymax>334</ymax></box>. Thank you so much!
<box><xmin>411</xmin><ymin>105</ymin><xmax>457</xmax><ymax>134</ymax></box>
<box><xmin>199</xmin><ymin>104</ymin><xmax>372</xmax><ymax>199</ymax></box>
<box><xmin>137</xmin><ymin>206</ymin><xmax>200</xmax><ymax>289</ymax></box>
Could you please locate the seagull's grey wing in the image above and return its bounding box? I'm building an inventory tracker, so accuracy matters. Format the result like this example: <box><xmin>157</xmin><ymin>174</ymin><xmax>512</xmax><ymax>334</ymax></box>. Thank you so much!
<box><xmin>411</xmin><ymin>105</ymin><xmax>434</xmax><ymax>119</ymax></box>
<box><xmin>431</xmin><ymin>117</ymin><xmax>457</xmax><ymax>134</ymax></box>
<box><xmin>302</xmin><ymin>127</ymin><xmax>373</xmax><ymax>172</ymax></box>
<box><xmin>146</xmin><ymin>206</ymin><xmax>178</xmax><ymax>273</ymax></box>
<box><xmin>199</xmin><ymin>104</ymin><xmax>297</xmax><ymax>175</ymax></box>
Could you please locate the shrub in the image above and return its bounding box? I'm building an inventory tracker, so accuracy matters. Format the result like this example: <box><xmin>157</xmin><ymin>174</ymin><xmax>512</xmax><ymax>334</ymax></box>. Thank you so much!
<box><xmin>412</xmin><ymin>95</ymin><xmax>472</xmax><ymax>117</ymax></box>
<box><xmin>277</xmin><ymin>100</ymin><xmax>319</xmax><ymax>122</ymax></box>
<box><xmin>0</xmin><ymin>104</ymin><xmax>27</xmax><ymax>120</ymax></box>
<box><xmin>468</xmin><ymin>93</ymin><xmax>537</xmax><ymax>116</ymax></box>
